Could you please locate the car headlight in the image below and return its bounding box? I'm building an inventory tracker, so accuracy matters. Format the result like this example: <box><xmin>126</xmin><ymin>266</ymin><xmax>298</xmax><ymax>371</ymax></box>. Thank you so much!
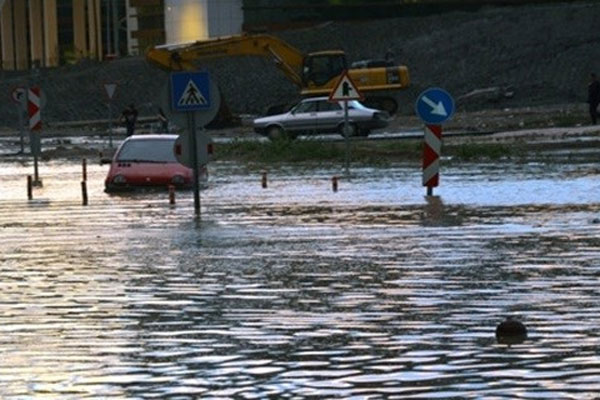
<box><xmin>112</xmin><ymin>174</ymin><xmax>127</xmax><ymax>184</ymax></box>
<box><xmin>171</xmin><ymin>175</ymin><xmax>185</xmax><ymax>185</ymax></box>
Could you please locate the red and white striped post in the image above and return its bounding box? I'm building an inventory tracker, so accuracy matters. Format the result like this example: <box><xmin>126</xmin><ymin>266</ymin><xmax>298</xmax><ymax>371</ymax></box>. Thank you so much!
<box><xmin>416</xmin><ymin>88</ymin><xmax>454</xmax><ymax>196</ymax></box>
<box><xmin>422</xmin><ymin>124</ymin><xmax>442</xmax><ymax>196</ymax></box>
<box><xmin>28</xmin><ymin>86</ymin><xmax>43</xmax><ymax>186</ymax></box>
<box><xmin>28</xmin><ymin>87</ymin><xmax>42</xmax><ymax>131</ymax></box>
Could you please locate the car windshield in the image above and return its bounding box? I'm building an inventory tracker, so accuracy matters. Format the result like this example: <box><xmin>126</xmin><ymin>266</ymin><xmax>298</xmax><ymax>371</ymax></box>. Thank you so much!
<box><xmin>117</xmin><ymin>138</ymin><xmax>177</xmax><ymax>163</ymax></box>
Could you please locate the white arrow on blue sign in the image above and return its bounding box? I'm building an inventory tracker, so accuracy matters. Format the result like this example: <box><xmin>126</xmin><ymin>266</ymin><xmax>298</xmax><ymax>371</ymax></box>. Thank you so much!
<box><xmin>415</xmin><ymin>87</ymin><xmax>455</xmax><ymax>125</ymax></box>
<box><xmin>170</xmin><ymin>72</ymin><xmax>211</xmax><ymax>112</ymax></box>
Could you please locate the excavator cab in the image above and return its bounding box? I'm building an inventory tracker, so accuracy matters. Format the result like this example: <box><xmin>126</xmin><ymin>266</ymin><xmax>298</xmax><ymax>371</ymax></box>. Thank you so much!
<box><xmin>145</xmin><ymin>33</ymin><xmax>409</xmax><ymax>120</ymax></box>
<box><xmin>302</xmin><ymin>51</ymin><xmax>347</xmax><ymax>87</ymax></box>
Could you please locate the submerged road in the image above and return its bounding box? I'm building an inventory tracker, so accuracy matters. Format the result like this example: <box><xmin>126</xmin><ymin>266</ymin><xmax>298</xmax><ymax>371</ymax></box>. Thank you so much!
<box><xmin>0</xmin><ymin>157</ymin><xmax>599</xmax><ymax>398</ymax></box>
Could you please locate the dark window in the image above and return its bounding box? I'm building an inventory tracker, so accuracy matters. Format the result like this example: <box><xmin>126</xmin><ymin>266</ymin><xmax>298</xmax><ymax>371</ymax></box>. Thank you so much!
<box><xmin>305</xmin><ymin>54</ymin><xmax>347</xmax><ymax>86</ymax></box>
<box><xmin>294</xmin><ymin>101</ymin><xmax>317</xmax><ymax>113</ymax></box>
<box><xmin>318</xmin><ymin>101</ymin><xmax>341</xmax><ymax>111</ymax></box>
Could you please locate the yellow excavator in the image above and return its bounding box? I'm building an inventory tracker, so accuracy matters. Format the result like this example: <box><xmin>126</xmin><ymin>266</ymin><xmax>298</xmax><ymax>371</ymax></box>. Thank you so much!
<box><xmin>146</xmin><ymin>33</ymin><xmax>410</xmax><ymax>118</ymax></box>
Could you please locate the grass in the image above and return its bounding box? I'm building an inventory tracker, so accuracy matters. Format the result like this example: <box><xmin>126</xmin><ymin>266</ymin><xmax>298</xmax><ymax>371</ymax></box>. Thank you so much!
<box><xmin>445</xmin><ymin>142</ymin><xmax>518</xmax><ymax>161</ymax></box>
<box><xmin>216</xmin><ymin>137</ymin><xmax>344</xmax><ymax>163</ymax></box>
<box><xmin>518</xmin><ymin>112</ymin><xmax>588</xmax><ymax>129</ymax></box>
<box><xmin>214</xmin><ymin>136</ymin><xmax>530</xmax><ymax>164</ymax></box>
<box><xmin>552</xmin><ymin>114</ymin><xmax>587</xmax><ymax>128</ymax></box>
<box><xmin>215</xmin><ymin>137</ymin><xmax>427</xmax><ymax>164</ymax></box>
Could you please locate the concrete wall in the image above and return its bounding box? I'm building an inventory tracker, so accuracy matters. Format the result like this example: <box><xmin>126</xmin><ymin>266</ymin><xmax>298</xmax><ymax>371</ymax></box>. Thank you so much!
<box><xmin>207</xmin><ymin>0</ymin><xmax>243</xmax><ymax>38</ymax></box>
<box><xmin>29</xmin><ymin>0</ymin><xmax>43</xmax><ymax>66</ymax></box>
<box><xmin>72</xmin><ymin>0</ymin><xmax>103</xmax><ymax>60</ymax></box>
<box><xmin>165</xmin><ymin>0</ymin><xmax>208</xmax><ymax>43</ymax></box>
<box><xmin>13</xmin><ymin>0</ymin><xmax>27</xmax><ymax>69</ymax></box>
<box><xmin>44</xmin><ymin>0</ymin><xmax>59</xmax><ymax>67</ymax></box>
<box><xmin>165</xmin><ymin>0</ymin><xmax>242</xmax><ymax>44</ymax></box>
<box><xmin>126</xmin><ymin>0</ymin><xmax>139</xmax><ymax>55</ymax></box>
<box><xmin>1</xmin><ymin>0</ymin><xmax>14</xmax><ymax>70</ymax></box>
<box><xmin>72</xmin><ymin>0</ymin><xmax>87</xmax><ymax>57</ymax></box>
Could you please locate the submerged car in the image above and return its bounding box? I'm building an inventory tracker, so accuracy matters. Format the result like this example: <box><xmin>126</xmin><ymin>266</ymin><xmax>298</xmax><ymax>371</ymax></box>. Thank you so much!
<box><xmin>253</xmin><ymin>96</ymin><xmax>390</xmax><ymax>140</ymax></box>
<box><xmin>104</xmin><ymin>134</ymin><xmax>194</xmax><ymax>192</ymax></box>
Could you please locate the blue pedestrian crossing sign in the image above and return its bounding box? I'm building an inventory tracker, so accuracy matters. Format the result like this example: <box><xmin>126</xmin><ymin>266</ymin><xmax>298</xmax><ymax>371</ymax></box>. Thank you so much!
<box><xmin>415</xmin><ymin>87</ymin><xmax>455</xmax><ymax>124</ymax></box>
<box><xmin>170</xmin><ymin>72</ymin><xmax>211</xmax><ymax>112</ymax></box>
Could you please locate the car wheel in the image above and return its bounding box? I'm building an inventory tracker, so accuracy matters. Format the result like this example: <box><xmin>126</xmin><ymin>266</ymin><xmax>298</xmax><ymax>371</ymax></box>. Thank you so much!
<box><xmin>339</xmin><ymin>123</ymin><xmax>358</xmax><ymax>137</ymax></box>
<box><xmin>379</xmin><ymin>97</ymin><xmax>398</xmax><ymax>115</ymax></box>
<box><xmin>267</xmin><ymin>125</ymin><xmax>285</xmax><ymax>141</ymax></box>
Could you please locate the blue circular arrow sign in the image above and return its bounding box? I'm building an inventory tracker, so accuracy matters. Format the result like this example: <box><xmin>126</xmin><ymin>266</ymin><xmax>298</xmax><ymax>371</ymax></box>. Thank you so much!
<box><xmin>415</xmin><ymin>87</ymin><xmax>455</xmax><ymax>125</ymax></box>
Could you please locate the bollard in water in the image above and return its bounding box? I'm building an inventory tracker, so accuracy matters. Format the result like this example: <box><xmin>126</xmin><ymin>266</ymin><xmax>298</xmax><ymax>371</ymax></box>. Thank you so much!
<box><xmin>168</xmin><ymin>185</ymin><xmax>176</xmax><ymax>205</ymax></box>
<box><xmin>81</xmin><ymin>181</ymin><xmax>88</xmax><ymax>206</ymax></box>
<box><xmin>27</xmin><ymin>175</ymin><xmax>32</xmax><ymax>200</ymax></box>
<box><xmin>496</xmin><ymin>317</ymin><xmax>527</xmax><ymax>345</ymax></box>
<box><xmin>261</xmin><ymin>171</ymin><xmax>268</xmax><ymax>189</ymax></box>
<box><xmin>332</xmin><ymin>176</ymin><xmax>338</xmax><ymax>192</ymax></box>
<box><xmin>82</xmin><ymin>158</ymin><xmax>87</xmax><ymax>182</ymax></box>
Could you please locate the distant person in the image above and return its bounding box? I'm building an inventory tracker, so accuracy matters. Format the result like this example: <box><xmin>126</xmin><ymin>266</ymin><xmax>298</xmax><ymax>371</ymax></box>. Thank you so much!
<box><xmin>157</xmin><ymin>107</ymin><xmax>169</xmax><ymax>132</ymax></box>
<box><xmin>587</xmin><ymin>73</ymin><xmax>600</xmax><ymax>125</ymax></box>
<box><xmin>120</xmin><ymin>103</ymin><xmax>138</xmax><ymax>137</ymax></box>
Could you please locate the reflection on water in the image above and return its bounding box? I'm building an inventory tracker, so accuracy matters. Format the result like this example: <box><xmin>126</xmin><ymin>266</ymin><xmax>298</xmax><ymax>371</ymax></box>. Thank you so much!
<box><xmin>0</xmin><ymin>159</ymin><xmax>599</xmax><ymax>398</ymax></box>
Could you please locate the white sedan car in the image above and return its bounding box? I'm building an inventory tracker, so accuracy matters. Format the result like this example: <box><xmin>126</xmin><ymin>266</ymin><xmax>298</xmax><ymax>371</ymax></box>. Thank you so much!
<box><xmin>253</xmin><ymin>97</ymin><xmax>390</xmax><ymax>140</ymax></box>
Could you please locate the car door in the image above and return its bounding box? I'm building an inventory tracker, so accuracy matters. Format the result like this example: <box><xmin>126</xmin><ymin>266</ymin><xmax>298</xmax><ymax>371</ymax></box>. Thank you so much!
<box><xmin>315</xmin><ymin>100</ymin><xmax>343</xmax><ymax>133</ymax></box>
<box><xmin>285</xmin><ymin>100</ymin><xmax>318</xmax><ymax>133</ymax></box>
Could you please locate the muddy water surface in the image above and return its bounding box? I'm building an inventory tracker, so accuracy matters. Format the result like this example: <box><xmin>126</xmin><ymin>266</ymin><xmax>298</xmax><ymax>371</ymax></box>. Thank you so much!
<box><xmin>0</xmin><ymin>159</ymin><xmax>599</xmax><ymax>399</ymax></box>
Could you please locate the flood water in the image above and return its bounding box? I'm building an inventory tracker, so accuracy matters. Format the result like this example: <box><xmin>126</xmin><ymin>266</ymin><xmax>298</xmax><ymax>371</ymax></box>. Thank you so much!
<box><xmin>1</xmin><ymin>156</ymin><xmax>599</xmax><ymax>399</ymax></box>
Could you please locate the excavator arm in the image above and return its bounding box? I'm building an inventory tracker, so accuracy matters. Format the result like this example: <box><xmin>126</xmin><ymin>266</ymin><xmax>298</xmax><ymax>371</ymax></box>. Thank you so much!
<box><xmin>146</xmin><ymin>33</ymin><xmax>410</xmax><ymax>115</ymax></box>
<box><xmin>146</xmin><ymin>34</ymin><xmax>306</xmax><ymax>87</ymax></box>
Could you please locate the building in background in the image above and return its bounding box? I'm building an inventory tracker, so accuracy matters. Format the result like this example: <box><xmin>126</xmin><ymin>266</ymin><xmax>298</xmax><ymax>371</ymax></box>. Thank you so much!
<box><xmin>127</xmin><ymin>0</ymin><xmax>243</xmax><ymax>54</ymax></box>
<box><xmin>0</xmin><ymin>0</ymin><xmax>244</xmax><ymax>70</ymax></box>
<box><xmin>56</xmin><ymin>0</ymin><xmax>104</xmax><ymax>62</ymax></box>
<box><xmin>127</xmin><ymin>0</ymin><xmax>164</xmax><ymax>56</ymax></box>
<box><xmin>1</xmin><ymin>0</ymin><xmax>62</xmax><ymax>70</ymax></box>
<box><xmin>0</xmin><ymin>0</ymin><xmax>448</xmax><ymax>71</ymax></box>
<box><xmin>0</xmin><ymin>0</ymin><xmax>114</xmax><ymax>71</ymax></box>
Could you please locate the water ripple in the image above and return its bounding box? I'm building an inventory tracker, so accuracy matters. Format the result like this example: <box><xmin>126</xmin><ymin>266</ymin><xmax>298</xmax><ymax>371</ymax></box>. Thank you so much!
<box><xmin>0</xmin><ymin>160</ymin><xmax>599</xmax><ymax>398</ymax></box>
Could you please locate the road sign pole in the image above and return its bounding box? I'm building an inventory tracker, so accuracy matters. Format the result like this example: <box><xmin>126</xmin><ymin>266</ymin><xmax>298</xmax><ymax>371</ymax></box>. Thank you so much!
<box><xmin>12</xmin><ymin>87</ymin><xmax>27</xmax><ymax>154</ymax></box>
<box><xmin>31</xmin><ymin>131</ymin><xmax>40</xmax><ymax>185</ymax></box>
<box><xmin>28</xmin><ymin>86</ymin><xmax>43</xmax><ymax>186</ymax></box>
<box><xmin>170</xmin><ymin>71</ymin><xmax>219</xmax><ymax>219</ymax></box>
<box><xmin>103</xmin><ymin>83</ymin><xmax>118</xmax><ymax>148</ymax></box>
<box><xmin>33</xmin><ymin>147</ymin><xmax>39</xmax><ymax>183</ymax></box>
<box><xmin>17</xmin><ymin>104</ymin><xmax>24</xmax><ymax>153</ymax></box>
<box><xmin>343</xmin><ymin>100</ymin><xmax>350</xmax><ymax>175</ymax></box>
<box><xmin>329</xmin><ymin>71</ymin><xmax>363</xmax><ymax>176</ymax></box>
<box><xmin>108</xmin><ymin>101</ymin><xmax>113</xmax><ymax>148</ymax></box>
<box><xmin>188</xmin><ymin>112</ymin><xmax>201</xmax><ymax>216</ymax></box>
